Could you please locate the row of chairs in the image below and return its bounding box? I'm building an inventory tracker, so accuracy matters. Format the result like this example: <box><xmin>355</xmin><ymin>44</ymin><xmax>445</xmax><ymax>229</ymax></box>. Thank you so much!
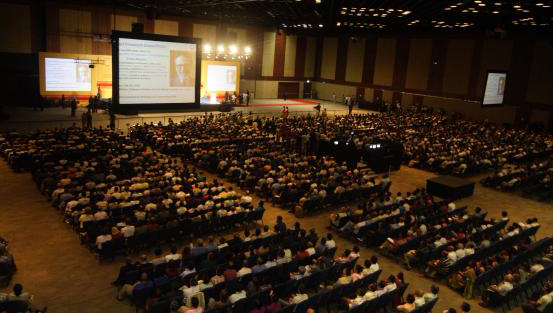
<box><xmin>472</xmin><ymin>237</ymin><xmax>553</xmax><ymax>296</ymax></box>
<box><xmin>393</xmin><ymin>212</ymin><xmax>489</xmax><ymax>258</ymax></box>
<box><xmin>500</xmin><ymin>262</ymin><xmax>553</xmax><ymax>313</ymax></box>
<box><xmin>360</xmin><ymin>205</ymin><xmax>467</xmax><ymax>247</ymax></box>
<box><xmin>145</xmin><ymin>258</ymin><xmax>362</xmax><ymax>313</ymax></box>
<box><xmin>438</xmin><ymin>226</ymin><xmax>540</xmax><ymax>278</ymax></box>
<box><xmin>119</xmin><ymin>232</ymin><xmax>336</xmax><ymax>287</ymax></box>
<box><xmin>411</xmin><ymin>217</ymin><xmax>503</xmax><ymax>267</ymax></box>
<box><xmin>97</xmin><ymin>209</ymin><xmax>265</xmax><ymax>262</ymax></box>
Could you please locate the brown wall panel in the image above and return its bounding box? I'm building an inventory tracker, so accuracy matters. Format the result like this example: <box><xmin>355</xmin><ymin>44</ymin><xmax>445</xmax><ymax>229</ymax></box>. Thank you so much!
<box><xmin>405</xmin><ymin>39</ymin><xmax>432</xmax><ymax>91</ymax></box>
<box><xmin>373</xmin><ymin>38</ymin><xmax>396</xmax><ymax>86</ymax></box>
<box><xmin>442</xmin><ymin>39</ymin><xmax>474</xmax><ymax>95</ymax></box>
<box><xmin>0</xmin><ymin>3</ymin><xmax>32</xmax><ymax>53</ymax></box>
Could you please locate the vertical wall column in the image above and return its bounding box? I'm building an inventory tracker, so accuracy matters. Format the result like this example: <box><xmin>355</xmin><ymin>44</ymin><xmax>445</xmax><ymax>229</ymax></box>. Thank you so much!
<box><xmin>392</xmin><ymin>38</ymin><xmax>410</xmax><ymax>91</ymax></box>
<box><xmin>45</xmin><ymin>4</ymin><xmax>60</xmax><ymax>52</ymax></box>
<box><xmin>334</xmin><ymin>36</ymin><xmax>349</xmax><ymax>83</ymax></box>
<box><xmin>510</xmin><ymin>39</ymin><xmax>535</xmax><ymax>126</ymax></box>
<box><xmin>179</xmin><ymin>20</ymin><xmax>193</xmax><ymax>37</ymax></box>
<box><xmin>467</xmin><ymin>39</ymin><xmax>483</xmax><ymax>99</ymax></box>
<box><xmin>294</xmin><ymin>36</ymin><xmax>307</xmax><ymax>79</ymax></box>
<box><xmin>362</xmin><ymin>36</ymin><xmax>377</xmax><ymax>85</ymax></box>
<box><xmin>273</xmin><ymin>31</ymin><xmax>286</xmax><ymax>78</ymax></box>
<box><xmin>314</xmin><ymin>36</ymin><xmax>323</xmax><ymax>80</ymax></box>
<box><xmin>427</xmin><ymin>38</ymin><xmax>447</xmax><ymax>94</ymax></box>
<box><xmin>91</xmin><ymin>7</ymin><xmax>111</xmax><ymax>55</ymax></box>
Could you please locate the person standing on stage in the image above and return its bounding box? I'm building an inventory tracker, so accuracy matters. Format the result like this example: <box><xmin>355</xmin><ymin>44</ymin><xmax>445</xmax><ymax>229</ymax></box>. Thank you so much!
<box><xmin>70</xmin><ymin>98</ymin><xmax>77</xmax><ymax>117</ymax></box>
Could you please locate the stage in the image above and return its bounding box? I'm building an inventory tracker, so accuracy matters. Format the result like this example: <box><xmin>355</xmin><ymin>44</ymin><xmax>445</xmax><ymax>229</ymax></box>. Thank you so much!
<box><xmin>426</xmin><ymin>175</ymin><xmax>475</xmax><ymax>200</ymax></box>
<box><xmin>1</xmin><ymin>99</ymin><xmax>375</xmax><ymax>132</ymax></box>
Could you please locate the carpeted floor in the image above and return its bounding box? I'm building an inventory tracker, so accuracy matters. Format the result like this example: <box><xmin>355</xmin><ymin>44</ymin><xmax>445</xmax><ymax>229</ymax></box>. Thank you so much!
<box><xmin>2</xmin><ymin>159</ymin><xmax>552</xmax><ymax>312</ymax></box>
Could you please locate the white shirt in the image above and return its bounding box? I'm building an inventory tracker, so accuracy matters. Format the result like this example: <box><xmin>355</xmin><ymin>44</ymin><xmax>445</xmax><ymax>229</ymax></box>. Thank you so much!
<box><xmin>94</xmin><ymin>211</ymin><xmax>108</xmax><ymax>221</ymax></box>
<box><xmin>96</xmin><ymin>234</ymin><xmax>112</xmax><ymax>249</ymax></box>
<box><xmin>290</xmin><ymin>293</ymin><xmax>308</xmax><ymax>304</ymax></box>
<box><xmin>165</xmin><ymin>253</ymin><xmax>182</xmax><ymax>261</ymax></box>
<box><xmin>237</xmin><ymin>267</ymin><xmax>252</xmax><ymax>277</ymax></box>
<box><xmin>229</xmin><ymin>290</ymin><xmax>247</xmax><ymax>303</ymax></box>
<box><xmin>326</xmin><ymin>240</ymin><xmax>336</xmax><ymax>248</ymax></box>
<box><xmin>497</xmin><ymin>281</ymin><xmax>513</xmax><ymax>296</ymax></box>
<box><xmin>455</xmin><ymin>249</ymin><xmax>466</xmax><ymax>259</ymax></box>
<box><xmin>363</xmin><ymin>290</ymin><xmax>377</xmax><ymax>300</ymax></box>
<box><xmin>531</xmin><ymin>264</ymin><xmax>545</xmax><ymax>273</ymax></box>
<box><xmin>537</xmin><ymin>294</ymin><xmax>552</xmax><ymax>312</ymax></box>
<box><xmin>414</xmin><ymin>296</ymin><xmax>426</xmax><ymax>307</ymax></box>
<box><xmin>384</xmin><ymin>282</ymin><xmax>397</xmax><ymax>293</ymax></box>
<box><xmin>121</xmin><ymin>225</ymin><xmax>135</xmax><ymax>238</ymax></box>
<box><xmin>423</xmin><ymin>293</ymin><xmax>437</xmax><ymax>302</ymax></box>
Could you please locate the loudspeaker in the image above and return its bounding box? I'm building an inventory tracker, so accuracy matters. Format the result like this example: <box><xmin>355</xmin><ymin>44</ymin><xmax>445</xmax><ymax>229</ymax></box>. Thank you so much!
<box><xmin>132</xmin><ymin>23</ymin><xmax>144</xmax><ymax>33</ymax></box>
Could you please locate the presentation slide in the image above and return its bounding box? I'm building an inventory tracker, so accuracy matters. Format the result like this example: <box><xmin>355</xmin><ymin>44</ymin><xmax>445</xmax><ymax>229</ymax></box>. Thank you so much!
<box><xmin>207</xmin><ymin>65</ymin><xmax>237</xmax><ymax>92</ymax></box>
<box><xmin>45</xmin><ymin>58</ymin><xmax>91</xmax><ymax>91</ymax></box>
<box><xmin>483</xmin><ymin>72</ymin><xmax>507</xmax><ymax>106</ymax></box>
<box><xmin>118</xmin><ymin>37</ymin><xmax>196</xmax><ymax>104</ymax></box>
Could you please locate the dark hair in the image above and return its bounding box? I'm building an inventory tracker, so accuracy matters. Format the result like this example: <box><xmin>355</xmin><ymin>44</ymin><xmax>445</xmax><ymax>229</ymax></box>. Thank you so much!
<box><xmin>13</xmin><ymin>284</ymin><xmax>23</xmax><ymax>296</ymax></box>
<box><xmin>448</xmin><ymin>309</ymin><xmax>457</xmax><ymax>313</ymax></box>
<box><xmin>431</xmin><ymin>285</ymin><xmax>439</xmax><ymax>294</ymax></box>
<box><xmin>371</xmin><ymin>256</ymin><xmax>378</xmax><ymax>264</ymax></box>
<box><xmin>191</xmin><ymin>297</ymin><xmax>199</xmax><ymax>308</ymax></box>
<box><xmin>406</xmin><ymin>294</ymin><xmax>415</xmax><ymax>303</ymax></box>
<box><xmin>461</xmin><ymin>302</ymin><xmax>471</xmax><ymax>312</ymax></box>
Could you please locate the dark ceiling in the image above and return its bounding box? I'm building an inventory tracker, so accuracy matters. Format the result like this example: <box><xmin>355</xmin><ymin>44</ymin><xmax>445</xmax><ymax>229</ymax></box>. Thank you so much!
<box><xmin>74</xmin><ymin>0</ymin><xmax>553</xmax><ymax>34</ymax></box>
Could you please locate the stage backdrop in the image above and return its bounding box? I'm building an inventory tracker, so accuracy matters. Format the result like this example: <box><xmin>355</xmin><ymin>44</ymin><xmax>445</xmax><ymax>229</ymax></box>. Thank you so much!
<box><xmin>201</xmin><ymin>60</ymin><xmax>241</xmax><ymax>99</ymax></box>
<box><xmin>39</xmin><ymin>52</ymin><xmax>112</xmax><ymax>104</ymax></box>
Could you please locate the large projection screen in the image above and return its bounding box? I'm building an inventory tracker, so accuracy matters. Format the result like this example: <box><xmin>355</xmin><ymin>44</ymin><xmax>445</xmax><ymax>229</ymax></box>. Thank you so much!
<box><xmin>482</xmin><ymin>71</ymin><xmax>507</xmax><ymax>107</ymax></box>
<box><xmin>112</xmin><ymin>31</ymin><xmax>201</xmax><ymax>111</ymax></box>
<box><xmin>44</xmin><ymin>58</ymin><xmax>92</xmax><ymax>92</ymax></box>
<box><xmin>207</xmin><ymin>64</ymin><xmax>238</xmax><ymax>92</ymax></box>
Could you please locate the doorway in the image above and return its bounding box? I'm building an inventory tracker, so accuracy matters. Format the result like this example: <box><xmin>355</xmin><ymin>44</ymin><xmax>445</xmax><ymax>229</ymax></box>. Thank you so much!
<box><xmin>278</xmin><ymin>82</ymin><xmax>300</xmax><ymax>99</ymax></box>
